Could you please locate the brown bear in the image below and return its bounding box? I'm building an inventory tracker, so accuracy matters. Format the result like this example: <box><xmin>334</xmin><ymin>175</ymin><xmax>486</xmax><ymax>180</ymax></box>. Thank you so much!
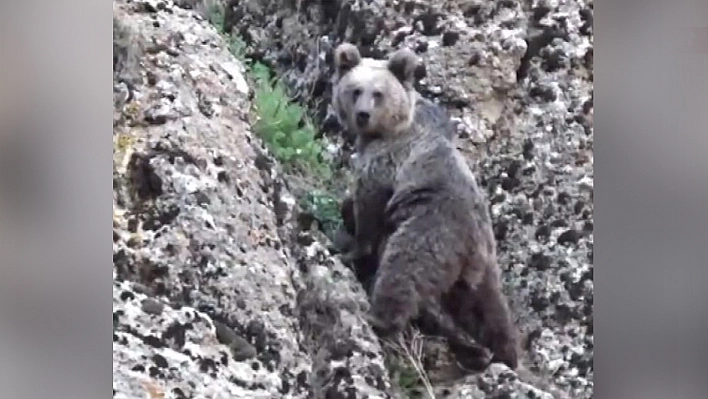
<box><xmin>331</xmin><ymin>42</ymin><xmax>519</xmax><ymax>370</ymax></box>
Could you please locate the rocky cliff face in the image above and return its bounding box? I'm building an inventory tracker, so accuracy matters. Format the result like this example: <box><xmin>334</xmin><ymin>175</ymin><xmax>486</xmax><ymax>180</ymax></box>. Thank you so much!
<box><xmin>113</xmin><ymin>0</ymin><xmax>593</xmax><ymax>398</ymax></box>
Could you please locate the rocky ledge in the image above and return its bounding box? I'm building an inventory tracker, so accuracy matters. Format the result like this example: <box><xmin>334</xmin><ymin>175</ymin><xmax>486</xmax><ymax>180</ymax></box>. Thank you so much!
<box><xmin>113</xmin><ymin>0</ymin><xmax>593</xmax><ymax>398</ymax></box>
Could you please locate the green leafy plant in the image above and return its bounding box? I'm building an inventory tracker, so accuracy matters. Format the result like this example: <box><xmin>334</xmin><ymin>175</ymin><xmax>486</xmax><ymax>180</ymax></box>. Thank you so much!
<box><xmin>250</xmin><ymin>63</ymin><xmax>332</xmax><ymax>178</ymax></box>
<box><xmin>227</xmin><ymin>35</ymin><xmax>248</xmax><ymax>61</ymax></box>
<box><xmin>386</xmin><ymin>356</ymin><xmax>427</xmax><ymax>399</ymax></box>
<box><xmin>207</xmin><ymin>2</ymin><xmax>225</xmax><ymax>33</ymax></box>
<box><xmin>298</xmin><ymin>190</ymin><xmax>342</xmax><ymax>237</ymax></box>
<box><xmin>207</xmin><ymin>1</ymin><xmax>340</xmax><ymax>228</ymax></box>
<box><xmin>383</xmin><ymin>331</ymin><xmax>437</xmax><ymax>399</ymax></box>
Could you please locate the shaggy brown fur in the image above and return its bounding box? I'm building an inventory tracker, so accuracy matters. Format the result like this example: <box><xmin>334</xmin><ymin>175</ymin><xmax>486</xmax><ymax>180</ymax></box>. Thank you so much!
<box><xmin>332</xmin><ymin>43</ymin><xmax>519</xmax><ymax>370</ymax></box>
<box><xmin>334</xmin><ymin>94</ymin><xmax>458</xmax><ymax>290</ymax></box>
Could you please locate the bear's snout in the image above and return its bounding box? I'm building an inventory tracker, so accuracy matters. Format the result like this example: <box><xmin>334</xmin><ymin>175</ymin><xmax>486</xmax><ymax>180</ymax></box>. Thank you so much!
<box><xmin>356</xmin><ymin>111</ymin><xmax>370</xmax><ymax>128</ymax></box>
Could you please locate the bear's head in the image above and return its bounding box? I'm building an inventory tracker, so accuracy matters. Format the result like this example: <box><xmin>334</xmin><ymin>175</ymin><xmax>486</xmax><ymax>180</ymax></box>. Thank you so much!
<box><xmin>332</xmin><ymin>43</ymin><xmax>421</xmax><ymax>139</ymax></box>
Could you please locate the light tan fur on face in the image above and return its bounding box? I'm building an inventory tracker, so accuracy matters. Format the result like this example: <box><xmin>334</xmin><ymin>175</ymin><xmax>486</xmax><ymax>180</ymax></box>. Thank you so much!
<box><xmin>332</xmin><ymin>43</ymin><xmax>419</xmax><ymax>139</ymax></box>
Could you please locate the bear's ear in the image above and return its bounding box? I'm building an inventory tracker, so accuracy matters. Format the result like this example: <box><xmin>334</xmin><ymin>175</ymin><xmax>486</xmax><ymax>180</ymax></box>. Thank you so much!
<box><xmin>387</xmin><ymin>47</ymin><xmax>420</xmax><ymax>86</ymax></box>
<box><xmin>334</xmin><ymin>43</ymin><xmax>362</xmax><ymax>78</ymax></box>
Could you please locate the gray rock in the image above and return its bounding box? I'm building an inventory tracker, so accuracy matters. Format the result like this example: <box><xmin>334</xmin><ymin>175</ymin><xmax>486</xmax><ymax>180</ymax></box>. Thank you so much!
<box><xmin>141</xmin><ymin>298</ymin><xmax>165</xmax><ymax>315</ymax></box>
<box><xmin>113</xmin><ymin>1</ymin><xmax>395</xmax><ymax>397</ymax></box>
<box><xmin>214</xmin><ymin>320</ymin><xmax>257</xmax><ymax>361</ymax></box>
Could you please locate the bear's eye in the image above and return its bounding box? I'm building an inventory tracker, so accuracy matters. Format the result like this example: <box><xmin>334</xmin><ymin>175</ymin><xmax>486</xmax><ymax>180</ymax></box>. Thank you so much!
<box><xmin>352</xmin><ymin>89</ymin><xmax>362</xmax><ymax>99</ymax></box>
<box><xmin>373</xmin><ymin>90</ymin><xmax>383</xmax><ymax>100</ymax></box>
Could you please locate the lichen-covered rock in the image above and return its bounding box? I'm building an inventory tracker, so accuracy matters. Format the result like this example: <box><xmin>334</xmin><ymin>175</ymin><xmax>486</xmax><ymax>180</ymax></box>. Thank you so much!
<box><xmin>434</xmin><ymin>363</ymin><xmax>559</xmax><ymax>399</ymax></box>
<box><xmin>225</xmin><ymin>0</ymin><xmax>594</xmax><ymax>398</ymax></box>
<box><xmin>112</xmin><ymin>1</ymin><xmax>397</xmax><ymax>397</ymax></box>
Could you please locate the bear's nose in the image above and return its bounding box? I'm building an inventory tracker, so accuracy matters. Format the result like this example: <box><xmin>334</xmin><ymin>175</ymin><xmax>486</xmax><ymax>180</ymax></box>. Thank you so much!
<box><xmin>356</xmin><ymin>111</ymin><xmax>370</xmax><ymax>127</ymax></box>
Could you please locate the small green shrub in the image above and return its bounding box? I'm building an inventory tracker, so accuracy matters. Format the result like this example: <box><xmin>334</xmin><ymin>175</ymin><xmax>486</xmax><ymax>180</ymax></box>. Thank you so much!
<box><xmin>298</xmin><ymin>190</ymin><xmax>342</xmax><ymax>236</ymax></box>
<box><xmin>207</xmin><ymin>2</ymin><xmax>225</xmax><ymax>33</ymax></box>
<box><xmin>250</xmin><ymin>63</ymin><xmax>332</xmax><ymax>179</ymax></box>
<box><xmin>227</xmin><ymin>35</ymin><xmax>248</xmax><ymax>61</ymax></box>
<box><xmin>386</xmin><ymin>356</ymin><xmax>427</xmax><ymax>399</ymax></box>
<box><xmin>207</xmin><ymin>1</ymin><xmax>340</xmax><ymax>230</ymax></box>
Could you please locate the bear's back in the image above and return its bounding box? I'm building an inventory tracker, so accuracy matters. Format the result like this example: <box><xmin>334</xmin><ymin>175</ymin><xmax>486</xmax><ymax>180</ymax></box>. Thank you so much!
<box><xmin>392</xmin><ymin>132</ymin><xmax>488</xmax><ymax>223</ymax></box>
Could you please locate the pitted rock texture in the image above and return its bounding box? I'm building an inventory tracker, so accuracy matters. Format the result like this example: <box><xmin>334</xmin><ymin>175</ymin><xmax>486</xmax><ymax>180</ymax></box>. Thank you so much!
<box><xmin>226</xmin><ymin>0</ymin><xmax>594</xmax><ymax>398</ymax></box>
<box><xmin>434</xmin><ymin>363</ymin><xmax>557</xmax><ymax>399</ymax></box>
<box><xmin>113</xmin><ymin>1</ymin><xmax>395</xmax><ymax>398</ymax></box>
